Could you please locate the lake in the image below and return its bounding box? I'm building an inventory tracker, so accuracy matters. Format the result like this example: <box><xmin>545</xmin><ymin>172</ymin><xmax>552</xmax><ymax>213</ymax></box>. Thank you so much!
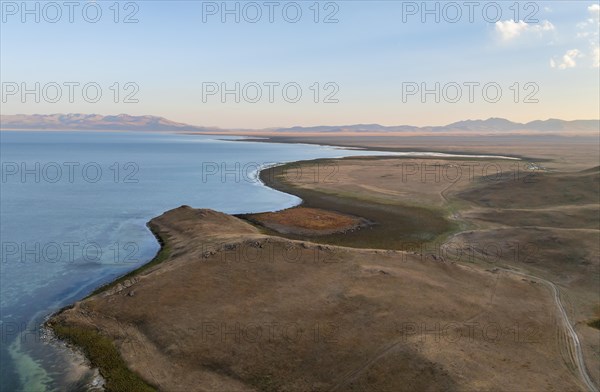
<box><xmin>0</xmin><ymin>131</ymin><xmax>515</xmax><ymax>391</ymax></box>
<box><xmin>0</xmin><ymin>131</ymin><xmax>404</xmax><ymax>391</ymax></box>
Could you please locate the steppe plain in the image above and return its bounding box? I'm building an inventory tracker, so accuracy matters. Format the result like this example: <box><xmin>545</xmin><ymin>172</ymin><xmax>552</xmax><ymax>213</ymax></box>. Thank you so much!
<box><xmin>50</xmin><ymin>135</ymin><xmax>599</xmax><ymax>391</ymax></box>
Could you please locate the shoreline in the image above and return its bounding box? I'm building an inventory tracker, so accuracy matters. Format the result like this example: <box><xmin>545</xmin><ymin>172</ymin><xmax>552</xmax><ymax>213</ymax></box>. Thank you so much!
<box><xmin>44</xmin><ymin>222</ymin><xmax>170</xmax><ymax>391</ymax></box>
<box><xmin>42</xmin><ymin>149</ymin><xmax>450</xmax><ymax>390</ymax></box>
<box><xmin>42</xmin><ymin>144</ymin><xmax>598</xmax><ymax>391</ymax></box>
<box><xmin>41</xmin><ymin>149</ymin><xmax>512</xmax><ymax>389</ymax></box>
<box><xmin>241</xmin><ymin>157</ymin><xmax>458</xmax><ymax>249</ymax></box>
<box><xmin>3</xmin><ymin>128</ymin><xmax>591</xmax><ymax>162</ymax></box>
<box><xmin>226</xmin><ymin>136</ymin><xmax>533</xmax><ymax>161</ymax></box>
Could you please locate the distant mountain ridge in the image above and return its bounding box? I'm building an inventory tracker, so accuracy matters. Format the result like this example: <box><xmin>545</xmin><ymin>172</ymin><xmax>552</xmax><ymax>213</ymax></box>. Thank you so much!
<box><xmin>275</xmin><ymin>118</ymin><xmax>599</xmax><ymax>133</ymax></box>
<box><xmin>1</xmin><ymin>114</ymin><xmax>598</xmax><ymax>134</ymax></box>
<box><xmin>0</xmin><ymin>114</ymin><xmax>218</xmax><ymax>132</ymax></box>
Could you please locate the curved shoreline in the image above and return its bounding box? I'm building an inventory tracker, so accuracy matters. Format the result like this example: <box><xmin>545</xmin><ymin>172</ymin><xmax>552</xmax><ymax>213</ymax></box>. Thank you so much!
<box><xmin>43</xmin><ymin>150</ymin><xmax>514</xmax><ymax>390</ymax></box>
<box><xmin>50</xmin><ymin>149</ymin><xmax>520</xmax><ymax>302</ymax></box>
<box><xmin>44</xmin><ymin>222</ymin><xmax>170</xmax><ymax>391</ymax></box>
<box><xmin>43</xmin><ymin>149</ymin><xmax>597</xmax><ymax>391</ymax></box>
<box><xmin>40</xmin><ymin>151</ymin><xmax>478</xmax><ymax>390</ymax></box>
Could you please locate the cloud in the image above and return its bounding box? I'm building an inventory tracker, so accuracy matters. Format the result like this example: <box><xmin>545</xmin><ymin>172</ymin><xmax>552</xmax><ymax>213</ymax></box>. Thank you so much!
<box><xmin>495</xmin><ymin>19</ymin><xmax>555</xmax><ymax>41</ymax></box>
<box><xmin>495</xmin><ymin>20</ymin><xmax>529</xmax><ymax>40</ymax></box>
<box><xmin>551</xmin><ymin>49</ymin><xmax>583</xmax><ymax>69</ymax></box>
<box><xmin>588</xmin><ymin>4</ymin><xmax>600</xmax><ymax>21</ymax></box>
<box><xmin>586</xmin><ymin>3</ymin><xmax>600</xmax><ymax>68</ymax></box>
<box><xmin>578</xmin><ymin>4</ymin><xmax>600</xmax><ymax>30</ymax></box>
<box><xmin>551</xmin><ymin>4</ymin><xmax>599</xmax><ymax>69</ymax></box>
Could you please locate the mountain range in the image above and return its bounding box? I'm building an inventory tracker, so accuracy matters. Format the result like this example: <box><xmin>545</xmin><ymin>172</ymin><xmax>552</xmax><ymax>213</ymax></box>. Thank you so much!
<box><xmin>1</xmin><ymin>114</ymin><xmax>598</xmax><ymax>134</ymax></box>
<box><xmin>0</xmin><ymin>114</ymin><xmax>218</xmax><ymax>132</ymax></box>
<box><xmin>275</xmin><ymin>118</ymin><xmax>599</xmax><ymax>133</ymax></box>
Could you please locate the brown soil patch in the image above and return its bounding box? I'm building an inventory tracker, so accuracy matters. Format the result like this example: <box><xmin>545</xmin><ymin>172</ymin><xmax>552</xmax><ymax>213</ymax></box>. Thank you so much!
<box><xmin>243</xmin><ymin>207</ymin><xmax>368</xmax><ymax>236</ymax></box>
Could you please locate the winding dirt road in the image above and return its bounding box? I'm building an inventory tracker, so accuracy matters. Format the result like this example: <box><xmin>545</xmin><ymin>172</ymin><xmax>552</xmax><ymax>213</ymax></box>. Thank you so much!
<box><xmin>499</xmin><ymin>268</ymin><xmax>598</xmax><ymax>392</ymax></box>
<box><xmin>440</xmin><ymin>176</ymin><xmax>598</xmax><ymax>392</ymax></box>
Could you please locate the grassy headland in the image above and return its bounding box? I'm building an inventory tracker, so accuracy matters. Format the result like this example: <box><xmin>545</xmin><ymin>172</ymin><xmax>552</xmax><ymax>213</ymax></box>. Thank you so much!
<box><xmin>46</xmin><ymin>150</ymin><xmax>599</xmax><ymax>391</ymax></box>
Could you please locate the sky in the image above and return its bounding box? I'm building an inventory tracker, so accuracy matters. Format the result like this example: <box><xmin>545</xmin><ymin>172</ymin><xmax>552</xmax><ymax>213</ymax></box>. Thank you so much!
<box><xmin>1</xmin><ymin>0</ymin><xmax>599</xmax><ymax>128</ymax></box>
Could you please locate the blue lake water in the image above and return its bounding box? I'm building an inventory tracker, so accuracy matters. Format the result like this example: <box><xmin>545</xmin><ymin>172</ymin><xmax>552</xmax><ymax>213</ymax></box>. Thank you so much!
<box><xmin>0</xmin><ymin>131</ymin><xmax>405</xmax><ymax>392</ymax></box>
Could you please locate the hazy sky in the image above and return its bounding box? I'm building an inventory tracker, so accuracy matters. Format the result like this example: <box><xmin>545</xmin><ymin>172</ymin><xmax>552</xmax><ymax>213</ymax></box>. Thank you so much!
<box><xmin>1</xmin><ymin>1</ymin><xmax>599</xmax><ymax>128</ymax></box>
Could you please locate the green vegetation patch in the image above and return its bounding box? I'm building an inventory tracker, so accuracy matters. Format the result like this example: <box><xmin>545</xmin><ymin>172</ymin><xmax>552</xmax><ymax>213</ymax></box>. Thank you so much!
<box><xmin>248</xmin><ymin>374</ymin><xmax>281</xmax><ymax>392</ymax></box>
<box><xmin>587</xmin><ymin>318</ymin><xmax>600</xmax><ymax>330</ymax></box>
<box><xmin>51</xmin><ymin>324</ymin><xmax>155</xmax><ymax>392</ymax></box>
